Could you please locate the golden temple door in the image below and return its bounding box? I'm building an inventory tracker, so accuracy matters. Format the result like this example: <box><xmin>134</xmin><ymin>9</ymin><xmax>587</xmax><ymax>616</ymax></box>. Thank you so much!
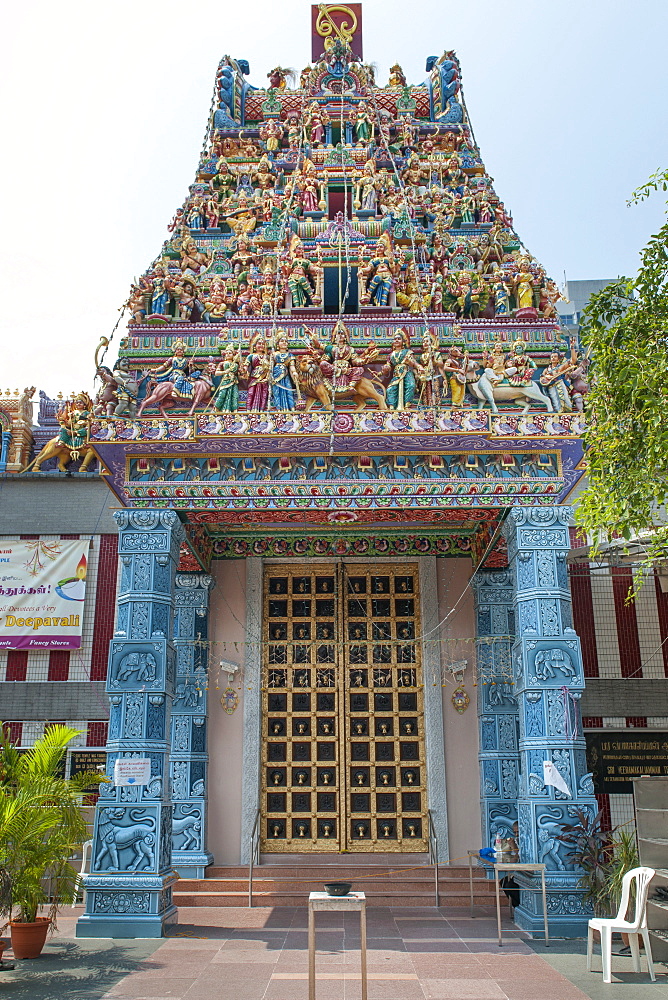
<box><xmin>260</xmin><ymin>563</ymin><xmax>428</xmax><ymax>853</ymax></box>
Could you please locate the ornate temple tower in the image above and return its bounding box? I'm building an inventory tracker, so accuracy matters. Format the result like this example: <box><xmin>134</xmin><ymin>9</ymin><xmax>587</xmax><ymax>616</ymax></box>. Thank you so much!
<box><xmin>74</xmin><ymin>4</ymin><xmax>595</xmax><ymax>938</ymax></box>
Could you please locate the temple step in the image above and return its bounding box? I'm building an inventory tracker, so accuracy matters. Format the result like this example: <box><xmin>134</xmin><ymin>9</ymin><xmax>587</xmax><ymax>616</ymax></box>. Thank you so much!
<box><xmin>172</xmin><ymin>863</ymin><xmax>507</xmax><ymax>908</ymax></box>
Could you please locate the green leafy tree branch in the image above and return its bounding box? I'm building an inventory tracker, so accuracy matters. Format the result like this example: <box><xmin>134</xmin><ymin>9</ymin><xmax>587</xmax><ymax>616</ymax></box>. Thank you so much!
<box><xmin>576</xmin><ymin>168</ymin><xmax>668</xmax><ymax>574</ymax></box>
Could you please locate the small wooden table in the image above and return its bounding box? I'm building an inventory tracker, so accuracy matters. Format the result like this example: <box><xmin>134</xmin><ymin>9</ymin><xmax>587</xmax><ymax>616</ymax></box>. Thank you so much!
<box><xmin>308</xmin><ymin>891</ymin><xmax>367</xmax><ymax>1000</ymax></box>
<box><xmin>467</xmin><ymin>851</ymin><xmax>549</xmax><ymax>947</ymax></box>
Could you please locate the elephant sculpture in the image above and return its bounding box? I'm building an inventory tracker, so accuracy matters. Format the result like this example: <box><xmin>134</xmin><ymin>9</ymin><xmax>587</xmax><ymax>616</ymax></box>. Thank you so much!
<box><xmin>115</xmin><ymin>651</ymin><xmax>157</xmax><ymax>683</ymax></box>
<box><xmin>534</xmin><ymin>648</ymin><xmax>576</xmax><ymax>681</ymax></box>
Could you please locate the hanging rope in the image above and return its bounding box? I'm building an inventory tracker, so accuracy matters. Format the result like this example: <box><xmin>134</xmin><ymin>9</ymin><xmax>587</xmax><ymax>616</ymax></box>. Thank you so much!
<box><xmin>368</xmin><ymin>89</ymin><xmax>432</xmax><ymax>338</ymax></box>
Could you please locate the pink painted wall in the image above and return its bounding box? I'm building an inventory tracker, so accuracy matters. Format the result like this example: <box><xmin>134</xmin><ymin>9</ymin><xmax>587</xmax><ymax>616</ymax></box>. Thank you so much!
<box><xmin>207</xmin><ymin>560</ymin><xmax>247</xmax><ymax>865</ymax></box>
<box><xmin>437</xmin><ymin>559</ymin><xmax>482</xmax><ymax>861</ymax></box>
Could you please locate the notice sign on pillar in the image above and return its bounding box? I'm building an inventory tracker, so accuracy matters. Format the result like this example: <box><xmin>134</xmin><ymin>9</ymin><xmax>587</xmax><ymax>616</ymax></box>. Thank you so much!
<box><xmin>114</xmin><ymin>758</ymin><xmax>151</xmax><ymax>786</ymax></box>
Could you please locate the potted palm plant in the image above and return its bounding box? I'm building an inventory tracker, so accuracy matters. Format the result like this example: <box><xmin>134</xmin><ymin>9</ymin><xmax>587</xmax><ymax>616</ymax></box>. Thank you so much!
<box><xmin>0</xmin><ymin>724</ymin><xmax>103</xmax><ymax>959</ymax></box>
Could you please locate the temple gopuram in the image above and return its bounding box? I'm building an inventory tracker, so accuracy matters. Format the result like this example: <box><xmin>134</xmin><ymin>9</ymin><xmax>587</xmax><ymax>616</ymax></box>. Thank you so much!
<box><xmin>6</xmin><ymin>4</ymin><xmax>667</xmax><ymax>944</ymax></box>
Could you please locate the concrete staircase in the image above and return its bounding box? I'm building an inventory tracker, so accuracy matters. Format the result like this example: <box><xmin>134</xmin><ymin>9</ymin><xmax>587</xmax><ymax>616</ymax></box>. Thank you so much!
<box><xmin>174</xmin><ymin>859</ymin><xmax>505</xmax><ymax>909</ymax></box>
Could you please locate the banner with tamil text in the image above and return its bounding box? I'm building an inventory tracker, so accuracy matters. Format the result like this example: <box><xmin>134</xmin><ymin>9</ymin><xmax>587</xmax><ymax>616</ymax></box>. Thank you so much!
<box><xmin>0</xmin><ymin>538</ymin><xmax>90</xmax><ymax>650</ymax></box>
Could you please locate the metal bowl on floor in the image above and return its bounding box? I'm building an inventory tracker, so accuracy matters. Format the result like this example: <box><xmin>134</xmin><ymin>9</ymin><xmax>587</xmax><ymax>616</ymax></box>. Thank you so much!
<box><xmin>324</xmin><ymin>882</ymin><xmax>352</xmax><ymax>896</ymax></box>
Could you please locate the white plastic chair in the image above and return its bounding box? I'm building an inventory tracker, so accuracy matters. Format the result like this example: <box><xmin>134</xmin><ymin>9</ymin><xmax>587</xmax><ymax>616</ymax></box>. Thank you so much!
<box><xmin>70</xmin><ymin>839</ymin><xmax>93</xmax><ymax>907</ymax></box>
<box><xmin>587</xmin><ymin>866</ymin><xmax>656</xmax><ymax>984</ymax></box>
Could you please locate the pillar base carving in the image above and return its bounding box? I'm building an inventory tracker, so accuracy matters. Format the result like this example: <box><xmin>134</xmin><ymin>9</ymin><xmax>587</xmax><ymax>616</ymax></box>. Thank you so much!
<box><xmin>76</xmin><ymin>872</ymin><xmax>179</xmax><ymax>939</ymax></box>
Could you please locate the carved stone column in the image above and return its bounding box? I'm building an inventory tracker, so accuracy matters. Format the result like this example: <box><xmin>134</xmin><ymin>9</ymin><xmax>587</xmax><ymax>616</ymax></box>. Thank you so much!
<box><xmin>472</xmin><ymin>569</ymin><xmax>519</xmax><ymax>849</ymax></box>
<box><xmin>77</xmin><ymin>510</ymin><xmax>183</xmax><ymax>938</ymax></box>
<box><xmin>0</xmin><ymin>429</ymin><xmax>11</xmax><ymax>471</ymax></box>
<box><xmin>171</xmin><ymin>572</ymin><xmax>214</xmax><ymax>877</ymax></box>
<box><xmin>506</xmin><ymin>505</ymin><xmax>597</xmax><ymax>936</ymax></box>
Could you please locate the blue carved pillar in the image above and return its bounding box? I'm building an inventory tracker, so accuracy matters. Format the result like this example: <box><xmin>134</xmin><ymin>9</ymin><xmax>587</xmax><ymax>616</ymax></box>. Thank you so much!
<box><xmin>506</xmin><ymin>505</ymin><xmax>597</xmax><ymax>936</ymax></box>
<box><xmin>0</xmin><ymin>430</ymin><xmax>11</xmax><ymax>471</ymax></box>
<box><xmin>472</xmin><ymin>569</ymin><xmax>519</xmax><ymax>848</ymax></box>
<box><xmin>171</xmin><ymin>572</ymin><xmax>214</xmax><ymax>877</ymax></box>
<box><xmin>77</xmin><ymin>510</ymin><xmax>184</xmax><ymax>938</ymax></box>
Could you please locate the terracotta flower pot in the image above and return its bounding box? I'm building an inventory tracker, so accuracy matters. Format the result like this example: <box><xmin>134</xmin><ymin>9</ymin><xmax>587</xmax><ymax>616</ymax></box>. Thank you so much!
<box><xmin>9</xmin><ymin>917</ymin><xmax>51</xmax><ymax>959</ymax></box>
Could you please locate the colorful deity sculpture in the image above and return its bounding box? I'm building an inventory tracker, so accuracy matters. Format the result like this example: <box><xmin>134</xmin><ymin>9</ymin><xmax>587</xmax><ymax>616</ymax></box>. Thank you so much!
<box><xmin>540</xmin><ymin>351</ymin><xmax>574</xmax><ymax>412</ymax></box>
<box><xmin>300</xmin><ymin>168</ymin><xmax>320</xmax><ymax>213</ymax></box>
<box><xmin>402</xmin><ymin>154</ymin><xmax>428</xmax><ymax>195</ymax></box>
<box><xmin>417</xmin><ymin>331</ymin><xmax>445</xmax><ymax>406</ymax></box>
<box><xmin>442</xmin><ymin>344</ymin><xmax>473</xmax><ymax>407</ymax></box>
<box><xmin>305</xmin><ymin>103</ymin><xmax>327</xmax><ymax>145</ymax></box>
<box><xmin>127</xmin><ymin>281</ymin><xmax>148</xmax><ymax>323</ymax></box>
<box><xmin>359</xmin><ymin>166</ymin><xmax>378</xmax><ymax>212</ymax></box>
<box><xmin>365</xmin><ymin>237</ymin><xmax>395</xmax><ymax>307</ymax></box>
<box><xmin>214</xmin><ymin>346</ymin><xmax>242</xmax><ymax>411</ymax></box>
<box><xmin>56</xmin><ymin>393</ymin><xmax>93</xmax><ymax>454</ymax></box>
<box><xmin>94</xmin><ymin>362</ymin><xmax>138</xmax><ymax>418</ymax></box>
<box><xmin>482</xmin><ymin>342</ymin><xmax>508</xmax><ymax>385</ymax></box>
<box><xmin>230</xmin><ymin>236</ymin><xmax>258</xmax><ymax>277</ymax></box>
<box><xmin>513</xmin><ymin>257</ymin><xmax>536</xmax><ymax>314</ymax></box>
<box><xmin>174</xmin><ymin>276</ymin><xmax>205</xmax><ymax>322</ymax></box>
<box><xmin>259</xmin><ymin>120</ymin><xmax>284</xmax><ymax>153</ymax></box>
<box><xmin>396</xmin><ymin>267</ymin><xmax>428</xmax><ymax>314</ymax></box>
<box><xmin>180</xmin><ymin>235</ymin><xmax>212</xmax><ymax>277</ymax></box>
<box><xmin>271</xmin><ymin>334</ymin><xmax>301</xmax><ymax>410</ymax></box>
<box><xmin>383</xmin><ymin>330</ymin><xmax>421</xmax><ymax>410</ymax></box>
<box><xmin>307</xmin><ymin>321</ymin><xmax>381</xmax><ymax>402</ymax></box>
<box><xmin>152</xmin><ymin>340</ymin><xmax>195</xmax><ymax>399</ymax></box>
<box><xmin>203</xmin><ymin>279</ymin><xmax>230</xmax><ymax>321</ymax></box>
<box><xmin>31</xmin><ymin>392</ymin><xmax>97</xmax><ymax>473</ymax></box>
<box><xmin>267</xmin><ymin>66</ymin><xmax>290</xmax><ymax>89</ymax></box>
<box><xmin>287</xmin><ymin>258</ymin><xmax>315</xmax><ymax>308</ymax></box>
<box><xmin>252</xmin><ymin>154</ymin><xmax>276</xmax><ymax>191</ymax></box>
<box><xmin>287</xmin><ymin>114</ymin><xmax>302</xmax><ymax>149</ymax></box>
<box><xmin>187</xmin><ymin>196</ymin><xmax>205</xmax><ymax>230</ymax></box>
<box><xmin>354</xmin><ymin>103</ymin><xmax>374</xmax><ymax>144</ymax></box>
<box><xmin>149</xmin><ymin>265</ymin><xmax>171</xmax><ymax>316</ymax></box>
<box><xmin>490</xmin><ymin>267</ymin><xmax>510</xmax><ymax>315</ymax></box>
<box><xmin>461</xmin><ymin>188</ymin><xmax>477</xmax><ymax>225</ymax></box>
<box><xmin>567</xmin><ymin>338</ymin><xmax>589</xmax><ymax>412</ymax></box>
<box><xmin>505</xmin><ymin>339</ymin><xmax>537</xmax><ymax>386</ymax></box>
<box><xmin>205</xmin><ymin>195</ymin><xmax>220</xmax><ymax>230</ymax></box>
<box><xmin>538</xmin><ymin>274</ymin><xmax>563</xmax><ymax>319</ymax></box>
<box><xmin>245</xmin><ymin>333</ymin><xmax>271</xmax><ymax>410</ymax></box>
<box><xmin>430</xmin><ymin>233</ymin><xmax>449</xmax><ymax>274</ymax></box>
<box><xmin>212</xmin><ymin>157</ymin><xmax>237</xmax><ymax>201</ymax></box>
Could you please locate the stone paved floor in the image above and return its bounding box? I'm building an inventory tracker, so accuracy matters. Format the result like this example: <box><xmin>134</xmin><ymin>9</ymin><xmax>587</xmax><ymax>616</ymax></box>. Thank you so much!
<box><xmin>0</xmin><ymin>906</ymin><xmax>665</xmax><ymax>1000</ymax></box>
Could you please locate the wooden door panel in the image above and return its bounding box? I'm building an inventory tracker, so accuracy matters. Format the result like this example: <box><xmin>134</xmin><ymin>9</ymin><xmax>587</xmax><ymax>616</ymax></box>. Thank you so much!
<box><xmin>260</xmin><ymin>563</ymin><xmax>427</xmax><ymax>853</ymax></box>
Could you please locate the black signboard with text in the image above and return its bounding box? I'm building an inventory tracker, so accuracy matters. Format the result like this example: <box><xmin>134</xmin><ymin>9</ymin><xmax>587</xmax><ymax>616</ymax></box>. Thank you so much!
<box><xmin>68</xmin><ymin>749</ymin><xmax>107</xmax><ymax>789</ymax></box>
<box><xmin>586</xmin><ymin>731</ymin><xmax>668</xmax><ymax>793</ymax></box>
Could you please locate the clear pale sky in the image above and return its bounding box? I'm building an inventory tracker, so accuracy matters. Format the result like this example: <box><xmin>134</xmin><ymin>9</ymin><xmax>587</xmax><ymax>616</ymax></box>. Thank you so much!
<box><xmin>1</xmin><ymin>0</ymin><xmax>666</xmax><ymax>398</ymax></box>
